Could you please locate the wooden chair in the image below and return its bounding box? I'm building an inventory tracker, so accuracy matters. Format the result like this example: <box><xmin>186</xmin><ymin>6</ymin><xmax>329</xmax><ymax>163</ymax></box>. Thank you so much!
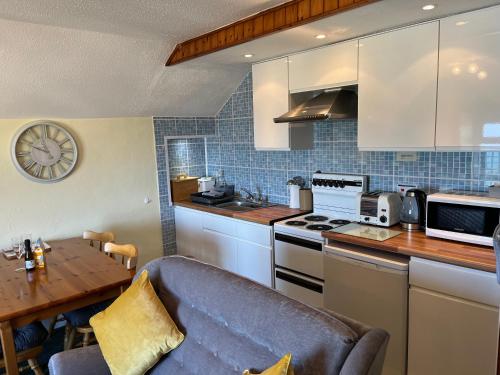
<box><xmin>83</xmin><ymin>230</ymin><xmax>115</xmax><ymax>251</ymax></box>
<box><xmin>65</xmin><ymin>243</ymin><xmax>139</xmax><ymax>350</ymax></box>
<box><xmin>48</xmin><ymin>231</ymin><xmax>116</xmax><ymax>337</ymax></box>
<box><xmin>0</xmin><ymin>347</ymin><xmax>43</xmax><ymax>375</ymax></box>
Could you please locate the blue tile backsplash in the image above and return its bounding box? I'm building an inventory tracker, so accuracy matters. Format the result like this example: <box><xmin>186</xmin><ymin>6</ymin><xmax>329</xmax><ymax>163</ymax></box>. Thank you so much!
<box><xmin>154</xmin><ymin>72</ymin><xmax>500</xmax><ymax>254</ymax></box>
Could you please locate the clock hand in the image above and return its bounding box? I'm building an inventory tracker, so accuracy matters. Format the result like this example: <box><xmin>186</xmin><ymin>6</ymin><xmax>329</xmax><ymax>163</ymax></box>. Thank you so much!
<box><xmin>40</xmin><ymin>137</ymin><xmax>54</xmax><ymax>160</ymax></box>
<box><xmin>32</xmin><ymin>145</ymin><xmax>50</xmax><ymax>154</ymax></box>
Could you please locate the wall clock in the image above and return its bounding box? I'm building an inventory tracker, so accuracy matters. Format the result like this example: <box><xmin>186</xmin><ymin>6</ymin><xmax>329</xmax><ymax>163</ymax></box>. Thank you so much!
<box><xmin>11</xmin><ymin>120</ymin><xmax>78</xmax><ymax>183</ymax></box>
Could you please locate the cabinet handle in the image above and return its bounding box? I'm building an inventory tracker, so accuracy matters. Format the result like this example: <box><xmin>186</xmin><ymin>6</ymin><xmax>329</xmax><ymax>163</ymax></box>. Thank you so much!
<box><xmin>274</xmin><ymin>233</ymin><xmax>322</xmax><ymax>251</ymax></box>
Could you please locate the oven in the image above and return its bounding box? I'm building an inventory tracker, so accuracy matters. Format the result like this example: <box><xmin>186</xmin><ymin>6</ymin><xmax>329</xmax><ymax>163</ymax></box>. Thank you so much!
<box><xmin>274</xmin><ymin>232</ymin><xmax>324</xmax><ymax>307</ymax></box>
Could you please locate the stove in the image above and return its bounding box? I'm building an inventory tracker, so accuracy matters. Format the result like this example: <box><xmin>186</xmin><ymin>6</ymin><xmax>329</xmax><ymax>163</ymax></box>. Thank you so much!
<box><xmin>273</xmin><ymin>173</ymin><xmax>368</xmax><ymax>307</ymax></box>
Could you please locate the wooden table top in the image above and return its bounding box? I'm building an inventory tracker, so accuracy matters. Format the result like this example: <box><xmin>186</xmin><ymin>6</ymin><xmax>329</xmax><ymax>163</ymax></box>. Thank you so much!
<box><xmin>0</xmin><ymin>238</ymin><xmax>132</xmax><ymax>322</ymax></box>
<box><xmin>175</xmin><ymin>200</ymin><xmax>309</xmax><ymax>225</ymax></box>
<box><xmin>322</xmin><ymin>226</ymin><xmax>497</xmax><ymax>273</ymax></box>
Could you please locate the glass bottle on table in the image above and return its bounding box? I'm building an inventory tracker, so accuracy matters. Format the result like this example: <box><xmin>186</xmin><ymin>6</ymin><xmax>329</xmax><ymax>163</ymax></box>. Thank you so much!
<box><xmin>24</xmin><ymin>239</ymin><xmax>35</xmax><ymax>272</ymax></box>
<box><xmin>34</xmin><ymin>238</ymin><xmax>46</xmax><ymax>269</ymax></box>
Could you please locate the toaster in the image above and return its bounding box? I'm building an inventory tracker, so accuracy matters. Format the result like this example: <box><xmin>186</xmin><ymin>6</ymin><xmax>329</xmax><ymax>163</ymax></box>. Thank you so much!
<box><xmin>356</xmin><ymin>191</ymin><xmax>402</xmax><ymax>227</ymax></box>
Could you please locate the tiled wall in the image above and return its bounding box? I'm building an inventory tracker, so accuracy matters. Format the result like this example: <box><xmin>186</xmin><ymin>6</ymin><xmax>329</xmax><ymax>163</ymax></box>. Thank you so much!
<box><xmin>154</xmin><ymin>117</ymin><xmax>215</xmax><ymax>254</ymax></box>
<box><xmin>206</xmin><ymin>72</ymin><xmax>500</xmax><ymax>205</ymax></box>
<box><xmin>154</xmin><ymin>73</ymin><xmax>500</xmax><ymax>254</ymax></box>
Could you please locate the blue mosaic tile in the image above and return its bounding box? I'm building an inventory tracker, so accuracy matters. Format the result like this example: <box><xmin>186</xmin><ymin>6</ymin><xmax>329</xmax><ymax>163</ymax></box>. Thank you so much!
<box><xmin>251</xmin><ymin>169</ymin><xmax>269</xmax><ymax>197</ymax></box>
<box><xmin>153</xmin><ymin>118</ymin><xmax>176</xmax><ymax>144</ymax></box>
<box><xmin>206</xmin><ymin>143</ymin><xmax>221</xmax><ymax>166</ymax></box>
<box><xmin>251</xmin><ymin>150</ymin><xmax>269</xmax><ymax>169</ymax></box>
<box><xmin>430</xmin><ymin>178</ymin><xmax>473</xmax><ymax>193</ymax></box>
<box><xmin>314</xmin><ymin>121</ymin><xmax>334</xmax><ymax>142</ymax></box>
<box><xmin>196</xmin><ymin>117</ymin><xmax>216</xmax><ymax>136</ymax></box>
<box><xmin>233</xmin><ymin>167</ymin><xmax>252</xmax><ymax>192</ymax></box>
<box><xmin>188</xmin><ymin>142</ymin><xmax>206</xmax><ymax>166</ymax></box>
<box><xmin>233</xmin><ymin>118</ymin><xmax>252</xmax><ymax>143</ymax></box>
<box><xmin>430</xmin><ymin>152</ymin><xmax>472</xmax><ymax>180</ymax></box>
<box><xmin>233</xmin><ymin>91</ymin><xmax>252</xmax><ymax>118</ymax></box>
<box><xmin>472</xmin><ymin>152</ymin><xmax>500</xmax><ymax>180</ymax></box>
<box><xmin>268</xmin><ymin>151</ymin><xmax>289</xmax><ymax>170</ymax></box>
<box><xmin>217</xmin><ymin>119</ymin><xmax>234</xmax><ymax>143</ymax></box>
<box><xmin>362</xmin><ymin>151</ymin><xmax>395</xmax><ymax>176</ymax></box>
<box><xmin>394</xmin><ymin>152</ymin><xmax>430</xmax><ymax>178</ymax></box>
<box><xmin>167</xmin><ymin>142</ymin><xmax>188</xmax><ymax>168</ymax></box>
<box><xmin>156</xmin><ymin>145</ymin><xmax>166</xmax><ymax>171</ymax></box>
<box><xmin>220</xmin><ymin>143</ymin><xmax>235</xmax><ymax>166</ymax></box>
<box><xmin>289</xmin><ymin>150</ymin><xmax>312</xmax><ymax>171</ymax></box>
<box><xmin>236</xmin><ymin>72</ymin><xmax>252</xmax><ymax>93</ymax></box>
<box><xmin>157</xmin><ymin>170</ymin><xmax>169</xmax><ymax>197</ymax></box>
<box><xmin>218</xmin><ymin>96</ymin><xmax>233</xmax><ymax>119</ymax></box>
<box><xmin>268</xmin><ymin>169</ymin><xmax>288</xmax><ymax>196</ymax></box>
<box><xmin>175</xmin><ymin>118</ymin><xmax>197</xmax><ymax>136</ymax></box>
<box><xmin>368</xmin><ymin>175</ymin><xmax>395</xmax><ymax>192</ymax></box>
<box><xmin>189</xmin><ymin>165</ymin><xmax>206</xmax><ymax>177</ymax></box>
<box><xmin>234</xmin><ymin>143</ymin><xmax>251</xmax><ymax>166</ymax></box>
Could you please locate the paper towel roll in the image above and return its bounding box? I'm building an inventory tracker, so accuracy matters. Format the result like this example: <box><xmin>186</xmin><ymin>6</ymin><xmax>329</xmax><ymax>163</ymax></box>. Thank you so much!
<box><xmin>289</xmin><ymin>185</ymin><xmax>300</xmax><ymax>209</ymax></box>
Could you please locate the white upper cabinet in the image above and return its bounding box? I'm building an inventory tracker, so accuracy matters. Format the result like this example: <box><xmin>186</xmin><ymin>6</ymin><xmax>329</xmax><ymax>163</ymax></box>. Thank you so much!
<box><xmin>288</xmin><ymin>40</ymin><xmax>358</xmax><ymax>93</ymax></box>
<box><xmin>436</xmin><ymin>6</ymin><xmax>500</xmax><ymax>150</ymax></box>
<box><xmin>358</xmin><ymin>22</ymin><xmax>439</xmax><ymax>151</ymax></box>
<box><xmin>252</xmin><ymin>57</ymin><xmax>312</xmax><ymax>150</ymax></box>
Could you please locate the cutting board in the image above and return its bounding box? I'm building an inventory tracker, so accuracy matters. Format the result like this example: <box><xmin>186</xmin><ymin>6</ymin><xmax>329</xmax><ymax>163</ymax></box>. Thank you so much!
<box><xmin>170</xmin><ymin>176</ymin><xmax>198</xmax><ymax>202</ymax></box>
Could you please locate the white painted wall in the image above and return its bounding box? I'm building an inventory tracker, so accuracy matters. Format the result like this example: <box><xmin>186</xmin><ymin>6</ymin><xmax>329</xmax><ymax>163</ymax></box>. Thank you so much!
<box><xmin>0</xmin><ymin>117</ymin><xmax>163</xmax><ymax>267</ymax></box>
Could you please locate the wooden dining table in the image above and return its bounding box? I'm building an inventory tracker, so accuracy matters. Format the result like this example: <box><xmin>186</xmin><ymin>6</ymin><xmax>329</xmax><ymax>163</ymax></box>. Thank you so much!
<box><xmin>0</xmin><ymin>238</ymin><xmax>132</xmax><ymax>375</ymax></box>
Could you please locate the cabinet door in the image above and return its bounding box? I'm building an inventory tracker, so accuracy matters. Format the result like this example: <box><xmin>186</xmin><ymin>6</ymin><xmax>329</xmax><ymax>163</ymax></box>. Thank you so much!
<box><xmin>288</xmin><ymin>40</ymin><xmax>358</xmax><ymax>93</ymax></box>
<box><xmin>358</xmin><ymin>22</ymin><xmax>439</xmax><ymax>150</ymax></box>
<box><xmin>202</xmin><ymin>229</ymin><xmax>237</xmax><ymax>273</ymax></box>
<box><xmin>252</xmin><ymin>58</ymin><xmax>291</xmax><ymax>150</ymax></box>
<box><xmin>436</xmin><ymin>6</ymin><xmax>500</xmax><ymax>150</ymax></box>
<box><xmin>174</xmin><ymin>207</ymin><xmax>203</xmax><ymax>260</ymax></box>
<box><xmin>408</xmin><ymin>287</ymin><xmax>498</xmax><ymax>375</ymax></box>
<box><xmin>236</xmin><ymin>240</ymin><xmax>272</xmax><ymax>287</ymax></box>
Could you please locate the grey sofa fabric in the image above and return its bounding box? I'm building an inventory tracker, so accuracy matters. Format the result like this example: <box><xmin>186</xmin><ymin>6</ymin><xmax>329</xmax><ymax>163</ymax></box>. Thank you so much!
<box><xmin>49</xmin><ymin>256</ymin><xmax>389</xmax><ymax>375</ymax></box>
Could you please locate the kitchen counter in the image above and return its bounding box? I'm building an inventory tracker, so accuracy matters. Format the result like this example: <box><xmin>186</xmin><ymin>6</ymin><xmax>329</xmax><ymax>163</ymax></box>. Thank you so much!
<box><xmin>175</xmin><ymin>200</ymin><xmax>309</xmax><ymax>226</ymax></box>
<box><xmin>322</xmin><ymin>226</ymin><xmax>496</xmax><ymax>273</ymax></box>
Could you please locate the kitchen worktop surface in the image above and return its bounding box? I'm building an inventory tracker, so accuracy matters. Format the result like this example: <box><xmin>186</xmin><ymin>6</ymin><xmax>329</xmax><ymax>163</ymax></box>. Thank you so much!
<box><xmin>175</xmin><ymin>200</ymin><xmax>309</xmax><ymax>226</ymax></box>
<box><xmin>322</xmin><ymin>226</ymin><xmax>496</xmax><ymax>273</ymax></box>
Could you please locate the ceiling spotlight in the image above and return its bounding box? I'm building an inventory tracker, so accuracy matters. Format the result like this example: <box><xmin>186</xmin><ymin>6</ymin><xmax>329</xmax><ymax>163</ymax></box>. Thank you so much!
<box><xmin>243</xmin><ymin>54</ymin><xmax>254</xmax><ymax>58</ymax></box>
<box><xmin>422</xmin><ymin>4</ymin><xmax>435</xmax><ymax>10</ymax></box>
<box><xmin>468</xmin><ymin>63</ymin><xmax>479</xmax><ymax>74</ymax></box>
<box><xmin>455</xmin><ymin>21</ymin><xmax>469</xmax><ymax>26</ymax></box>
<box><xmin>478</xmin><ymin>71</ymin><xmax>488</xmax><ymax>80</ymax></box>
<box><xmin>315</xmin><ymin>34</ymin><xmax>326</xmax><ymax>39</ymax></box>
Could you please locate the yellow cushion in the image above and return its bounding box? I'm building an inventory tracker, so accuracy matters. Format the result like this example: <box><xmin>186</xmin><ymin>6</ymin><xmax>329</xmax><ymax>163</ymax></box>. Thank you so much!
<box><xmin>90</xmin><ymin>270</ymin><xmax>184</xmax><ymax>375</ymax></box>
<box><xmin>243</xmin><ymin>353</ymin><xmax>294</xmax><ymax>375</ymax></box>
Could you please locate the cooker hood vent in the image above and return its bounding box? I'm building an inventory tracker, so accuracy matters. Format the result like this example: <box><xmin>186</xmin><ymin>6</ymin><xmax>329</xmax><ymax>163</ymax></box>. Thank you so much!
<box><xmin>274</xmin><ymin>88</ymin><xmax>357</xmax><ymax>123</ymax></box>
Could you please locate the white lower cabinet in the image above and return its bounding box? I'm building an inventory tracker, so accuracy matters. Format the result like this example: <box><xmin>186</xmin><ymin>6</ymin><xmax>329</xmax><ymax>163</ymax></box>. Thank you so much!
<box><xmin>175</xmin><ymin>206</ymin><xmax>273</xmax><ymax>287</ymax></box>
<box><xmin>408</xmin><ymin>257</ymin><xmax>500</xmax><ymax>375</ymax></box>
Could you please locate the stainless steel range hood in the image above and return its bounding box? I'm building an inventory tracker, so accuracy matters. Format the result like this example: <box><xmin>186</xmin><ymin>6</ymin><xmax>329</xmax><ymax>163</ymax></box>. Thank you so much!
<box><xmin>274</xmin><ymin>88</ymin><xmax>357</xmax><ymax>123</ymax></box>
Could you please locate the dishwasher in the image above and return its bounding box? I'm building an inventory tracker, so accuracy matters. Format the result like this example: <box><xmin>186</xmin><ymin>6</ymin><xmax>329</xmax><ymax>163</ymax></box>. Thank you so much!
<box><xmin>324</xmin><ymin>241</ymin><xmax>409</xmax><ymax>375</ymax></box>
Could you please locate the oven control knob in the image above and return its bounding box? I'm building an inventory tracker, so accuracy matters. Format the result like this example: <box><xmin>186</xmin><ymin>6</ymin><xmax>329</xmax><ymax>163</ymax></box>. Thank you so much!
<box><xmin>338</xmin><ymin>181</ymin><xmax>345</xmax><ymax>188</ymax></box>
<box><xmin>364</xmin><ymin>217</ymin><xmax>370</xmax><ymax>222</ymax></box>
<box><xmin>312</xmin><ymin>179</ymin><xmax>318</xmax><ymax>186</ymax></box>
<box><xmin>333</xmin><ymin>180</ymin><xmax>339</xmax><ymax>188</ymax></box>
<box><xmin>320</xmin><ymin>179</ymin><xmax>327</xmax><ymax>187</ymax></box>
<box><xmin>380</xmin><ymin>215</ymin><xmax>387</xmax><ymax>223</ymax></box>
<box><xmin>327</xmin><ymin>180</ymin><xmax>334</xmax><ymax>187</ymax></box>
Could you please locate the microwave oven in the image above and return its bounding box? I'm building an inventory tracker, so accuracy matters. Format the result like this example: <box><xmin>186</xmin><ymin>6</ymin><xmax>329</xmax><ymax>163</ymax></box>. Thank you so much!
<box><xmin>426</xmin><ymin>192</ymin><xmax>500</xmax><ymax>246</ymax></box>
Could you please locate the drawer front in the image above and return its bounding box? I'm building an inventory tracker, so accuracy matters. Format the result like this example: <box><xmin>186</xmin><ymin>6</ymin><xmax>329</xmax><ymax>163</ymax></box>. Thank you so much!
<box><xmin>410</xmin><ymin>257</ymin><xmax>500</xmax><ymax>306</ymax></box>
<box><xmin>274</xmin><ymin>233</ymin><xmax>323</xmax><ymax>279</ymax></box>
<box><xmin>236</xmin><ymin>221</ymin><xmax>272</xmax><ymax>247</ymax></box>
<box><xmin>202</xmin><ymin>213</ymin><xmax>237</xmax><ymax>236</ymax></box>
<box><xmin>275</xmin><ymin>268</ymin><xmax>324</xmax><ymax>307</ymax></box>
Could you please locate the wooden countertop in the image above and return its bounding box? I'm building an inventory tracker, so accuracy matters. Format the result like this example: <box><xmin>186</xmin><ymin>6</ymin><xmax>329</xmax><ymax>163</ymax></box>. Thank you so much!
<box><xmin>322</xmin><ymin>226</ymin><xmax>496</xmax><ymax>273</ymax></box>
<box><xmin>175</xmin><ymin>200</ymin><xmax>309</xmax><ymax>225</ymax></box>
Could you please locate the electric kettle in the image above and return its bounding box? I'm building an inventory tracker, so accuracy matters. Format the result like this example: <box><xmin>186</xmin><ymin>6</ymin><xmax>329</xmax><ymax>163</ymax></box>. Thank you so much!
<box><xmin>400</xmin><ymin>189</ymin><xmax>427</xmax><ymax>231</ymax></box>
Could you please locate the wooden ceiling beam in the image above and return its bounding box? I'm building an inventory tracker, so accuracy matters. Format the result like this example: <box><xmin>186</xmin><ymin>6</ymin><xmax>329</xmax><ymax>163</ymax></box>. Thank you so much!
<box><xmin>165</xmin><ymin>0</ymin><xmax>379</xmax><ymax>66</ymax></box>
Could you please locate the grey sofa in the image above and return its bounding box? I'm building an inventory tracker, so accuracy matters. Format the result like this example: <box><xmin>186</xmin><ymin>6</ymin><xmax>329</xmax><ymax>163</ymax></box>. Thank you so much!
<box><xmin>49</xmin><ymin>256</ymin><xmax>389</xmax><ymax>375</ymax></box>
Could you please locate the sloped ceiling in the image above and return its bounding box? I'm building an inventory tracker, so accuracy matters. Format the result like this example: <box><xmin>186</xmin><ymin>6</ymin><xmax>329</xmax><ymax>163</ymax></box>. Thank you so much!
<box><xmin>0</xmin><ymin>0</ymin><xmax>284</xmax><ymax>118</ymax></box>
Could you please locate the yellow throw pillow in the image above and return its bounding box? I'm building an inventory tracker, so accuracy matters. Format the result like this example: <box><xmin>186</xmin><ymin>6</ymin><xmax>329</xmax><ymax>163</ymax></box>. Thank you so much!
<box><xmin>90</xmin><ymin>270</ymin><xmax>184</xmax><ymax>375</ymax></box>
<box><xmin>243</xmin><ymin>353</ymin><xmax>294</xmax><ymax>375</ymax></box>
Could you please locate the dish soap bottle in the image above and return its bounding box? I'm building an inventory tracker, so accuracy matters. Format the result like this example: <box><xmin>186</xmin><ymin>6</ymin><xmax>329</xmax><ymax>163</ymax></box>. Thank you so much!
<box><xmin>34</xmin><ymin>238</ymin><xmax>45</xmax><ymax>269</ymax></box>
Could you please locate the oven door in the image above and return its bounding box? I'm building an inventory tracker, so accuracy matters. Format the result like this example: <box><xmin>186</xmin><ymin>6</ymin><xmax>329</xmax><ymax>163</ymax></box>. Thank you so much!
<box><xmin>275</xmin><ymin>267</ymin><xmax>324</xmax><ymax>308</ymax></box>
<box><xmin>274</xmin><ymin>233</ymin><xmax>323</xmax><ymax>279</ymax></box>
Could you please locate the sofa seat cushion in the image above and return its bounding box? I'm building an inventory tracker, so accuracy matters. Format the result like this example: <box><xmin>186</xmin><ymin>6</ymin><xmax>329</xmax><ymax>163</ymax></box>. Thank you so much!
<box><xmin>0</xmin><ymin>322</ymin><xmax>47</xmax><ymax>356</ymax></box>
<box><xmin>140</xmin><ymin>256</ymin><xmax>360</xmax><ymax>375</ymax></box>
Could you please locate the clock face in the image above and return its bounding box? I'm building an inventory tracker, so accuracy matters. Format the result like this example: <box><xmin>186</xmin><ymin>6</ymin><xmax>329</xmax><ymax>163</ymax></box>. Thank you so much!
<box><xmin>11</xmin><ymin>121</ymin><xmax>78</xmax><ymax>183</ymax></box>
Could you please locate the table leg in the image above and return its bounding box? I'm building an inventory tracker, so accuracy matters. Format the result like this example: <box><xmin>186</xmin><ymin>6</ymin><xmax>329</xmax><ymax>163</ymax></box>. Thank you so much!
<box><xmin>0</xmin><ymin>321</ymin><xmax>19</xmax><ymax>375</ymax></box>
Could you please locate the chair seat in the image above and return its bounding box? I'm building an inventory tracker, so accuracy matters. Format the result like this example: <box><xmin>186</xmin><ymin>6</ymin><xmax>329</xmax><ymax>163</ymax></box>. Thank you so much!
<box><xmin>0</xmin><ymin>322</ymin><xmax>47</xmax><ymax>356</ymax></box>
<box><xmin>63</xmin><ymin>300</ymin><xmax>113</xmax><ymax>327</ymax></box>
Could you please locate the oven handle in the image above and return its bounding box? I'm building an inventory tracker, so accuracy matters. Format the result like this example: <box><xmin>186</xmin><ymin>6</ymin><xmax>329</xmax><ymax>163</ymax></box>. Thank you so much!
<box><xmin>275</xmin><ymin>268</ymin><xmax>323</xmax><ymax>294</ymax></box>
<box><xmin>274</xmin><ymin>233</ymin><xmax>322</xmax><ymax>252</ymax></box>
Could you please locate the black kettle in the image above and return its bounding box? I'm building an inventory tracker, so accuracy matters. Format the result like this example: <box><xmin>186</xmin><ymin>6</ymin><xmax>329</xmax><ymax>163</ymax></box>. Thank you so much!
<box><xmin>400</xmin><ymin>189</ymin><xmax>427</xmax><ymax>231</ymax></box>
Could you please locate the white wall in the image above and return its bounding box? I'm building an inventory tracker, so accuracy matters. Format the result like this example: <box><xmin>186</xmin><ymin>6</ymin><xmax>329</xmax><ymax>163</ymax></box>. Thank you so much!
<box><xmin>0</xmin><ymin>117</ymin><xmax>163</xmax><ymax>267</ymax></box>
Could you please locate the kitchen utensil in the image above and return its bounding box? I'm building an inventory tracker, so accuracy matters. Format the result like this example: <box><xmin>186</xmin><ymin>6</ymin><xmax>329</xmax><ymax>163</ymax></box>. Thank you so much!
<box><xmin>288</xmin><ymin>183</ymin><xmax>300</xmax><ymax>209</ymax></box>
<box><xmin>400</xmin><ymin>189</ymin><xmax>427</xmax><ymax>231</ymax></box>
<box><xmin>299</xmin><ymin>188</ymin><xmax>312</xmax><ymax>210</ymax></box>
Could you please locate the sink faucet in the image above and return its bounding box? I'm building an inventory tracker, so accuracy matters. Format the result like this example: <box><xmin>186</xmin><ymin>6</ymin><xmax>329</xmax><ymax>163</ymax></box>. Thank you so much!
<box><xmin>240</xmin><ymin>188</ymin><xmax>256</xmax><ymax>201</ymax></box>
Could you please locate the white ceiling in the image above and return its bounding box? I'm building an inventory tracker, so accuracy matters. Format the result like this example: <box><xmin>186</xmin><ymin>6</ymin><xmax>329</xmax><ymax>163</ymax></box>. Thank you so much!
<box><xmin>0</xmin><ymin>0</ymin><xmax>499</xmax><ymax>118</ymax></box>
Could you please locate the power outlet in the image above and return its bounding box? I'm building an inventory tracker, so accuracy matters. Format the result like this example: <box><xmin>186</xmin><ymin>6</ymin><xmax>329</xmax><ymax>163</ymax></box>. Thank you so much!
<box><xmin>397</xmin><ymin>184</ymin><xmax>417</xmax><ymax>197</ymax></box>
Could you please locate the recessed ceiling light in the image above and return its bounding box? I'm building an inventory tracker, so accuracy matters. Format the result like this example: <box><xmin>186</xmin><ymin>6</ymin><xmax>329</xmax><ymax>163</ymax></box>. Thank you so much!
<box><xmin>478</xmin><ymin>71</ymin><xmax>488</xmax><ymax>80</ymax></box>
<box><xmin>315</xmin><ymin>34</ymin><xmax>326</xmax><ymax>39</ymax></box>
<box><xmin>468</xmin><ymin>63</ymin><xmax>479</xmax><ymax>74</ymax></box>
<box><xmin>243</xmin><ymin>54</ymin><xmax>253</xmax><ymax>58</ymax></box>
<box><xmin>455</xmin><ymin>21</ymin><xmax>469</xmax><ymax>26</ymax></box>
<box><xmin>422</xmin><ymin>4</ymin><xmax>435</xmax><ymax>11</ymax></box>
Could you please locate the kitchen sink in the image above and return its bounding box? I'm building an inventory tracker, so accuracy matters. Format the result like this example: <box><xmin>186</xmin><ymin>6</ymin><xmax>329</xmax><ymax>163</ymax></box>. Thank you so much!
<box><xmin>215</xmin><ymin>200</ymin><xmax>274</xmax><ymax>212</ymax></box>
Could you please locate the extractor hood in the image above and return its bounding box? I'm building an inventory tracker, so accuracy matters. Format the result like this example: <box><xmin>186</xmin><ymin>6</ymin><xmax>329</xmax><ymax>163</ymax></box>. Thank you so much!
<box><xmin>273</xmin><ymin>88</ymin><xmax>357</xmax><ymax>123</ymax></box>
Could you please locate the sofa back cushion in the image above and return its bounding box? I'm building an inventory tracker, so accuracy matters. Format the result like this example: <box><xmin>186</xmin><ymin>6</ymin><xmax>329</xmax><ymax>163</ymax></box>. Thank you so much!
<box><xmin>142</xmin><ymin>256</ymin><xmax>359</xmax><ymax>375</ymax></box>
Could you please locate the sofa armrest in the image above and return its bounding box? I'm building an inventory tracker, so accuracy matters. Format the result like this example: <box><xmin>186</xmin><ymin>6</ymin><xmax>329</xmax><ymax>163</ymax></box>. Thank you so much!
<box><xmin>340</xmin><ymin>328</ymin><xmax>389</xmax><ymax>375</ymax></box>
<box><xmin>49</xmin><ymin>345</ymin><xmax>111</xmax><ymax>375</ymax></box>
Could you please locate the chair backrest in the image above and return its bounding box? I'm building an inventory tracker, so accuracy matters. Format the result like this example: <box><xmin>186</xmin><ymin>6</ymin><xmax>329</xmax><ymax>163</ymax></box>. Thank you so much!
<box><xmin>83</xmin><ymin>231</ymin><xmax>115</xmax><ymax>251</ymax></box>
<box><xmin>104</xmin><ymin>242</ymin><xmax>138</xmax><ymax>276</ymax></box>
